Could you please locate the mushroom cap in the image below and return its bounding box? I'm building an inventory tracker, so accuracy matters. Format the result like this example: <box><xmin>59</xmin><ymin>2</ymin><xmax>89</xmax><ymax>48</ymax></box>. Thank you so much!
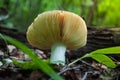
<box><xmin>27</xmin><ymin>10</ymin><xmax>87</xmax><ymax>50</ymax></box>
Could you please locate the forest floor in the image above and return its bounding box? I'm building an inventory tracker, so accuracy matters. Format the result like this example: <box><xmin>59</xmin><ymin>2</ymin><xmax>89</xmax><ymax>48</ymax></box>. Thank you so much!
<box><xmin>0</xmin><ymin>25</ymin><xmax>120</xmax><ymax>80</ymax></box>
<box><xmin>0</xmin><ymin>44</ymin><xmax>120</xmax><ymax>80</ymax></box>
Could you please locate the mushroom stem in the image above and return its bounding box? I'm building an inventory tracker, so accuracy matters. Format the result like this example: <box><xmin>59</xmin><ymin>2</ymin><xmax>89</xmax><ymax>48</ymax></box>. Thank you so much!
<box><xmin>50</xmin><ymin>42</ymin><xmax>66</xmax><ymax>65</ymax></box>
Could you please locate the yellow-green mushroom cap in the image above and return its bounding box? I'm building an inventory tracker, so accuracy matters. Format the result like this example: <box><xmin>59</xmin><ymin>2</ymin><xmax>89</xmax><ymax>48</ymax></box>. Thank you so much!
<box><xmin>27</xmin><ymin>10</ymin><xmax>87</xmax><ymax>65</ymax></box>
<box><xmin>27</xmin><ymin>10</ymin><xmax>87</xmax><ymax>50</ymax></box>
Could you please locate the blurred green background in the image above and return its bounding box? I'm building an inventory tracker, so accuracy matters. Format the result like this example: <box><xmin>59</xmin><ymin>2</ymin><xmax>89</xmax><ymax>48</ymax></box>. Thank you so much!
<box><xmin>0</xmin><ymin>0</ymin><xmax>120</xmax><ymax>31</ymax></box>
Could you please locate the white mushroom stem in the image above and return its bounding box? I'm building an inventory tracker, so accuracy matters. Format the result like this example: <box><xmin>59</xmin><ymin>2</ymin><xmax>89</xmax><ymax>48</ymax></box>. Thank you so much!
<box><xmin>50</xmin><ymin>42</ymin><xmax>66</xmax><ymax>65</ymax></box>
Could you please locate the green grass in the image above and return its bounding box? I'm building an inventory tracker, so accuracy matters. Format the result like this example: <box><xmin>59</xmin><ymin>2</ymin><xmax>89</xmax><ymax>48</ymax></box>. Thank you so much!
<box><xmin>0</xmin><ymin>34</ymin><xmax>63</xmax><ymax>80</ymax></box>
<box><xmin>68</xmin><ymin>46</ymin><xmax>120</xmax><ymax>68</ymax></box>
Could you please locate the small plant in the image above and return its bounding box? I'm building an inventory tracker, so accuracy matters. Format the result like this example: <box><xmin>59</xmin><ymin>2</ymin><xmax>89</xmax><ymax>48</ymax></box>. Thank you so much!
<box><xmin>68</xmin><ymin>46</ymin><xmax>120</xmax><ymax>68</ymax></box>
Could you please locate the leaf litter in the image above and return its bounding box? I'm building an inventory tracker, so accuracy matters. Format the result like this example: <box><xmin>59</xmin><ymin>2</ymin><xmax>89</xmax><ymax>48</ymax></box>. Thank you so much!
<box><xmin>0</xmin><ymin>44</ymin><xmax>120</xmax><ymax>80</ymax></box>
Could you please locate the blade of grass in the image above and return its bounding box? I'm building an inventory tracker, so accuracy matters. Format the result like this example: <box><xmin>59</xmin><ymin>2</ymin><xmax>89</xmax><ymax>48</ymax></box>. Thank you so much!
<box><xmin>0</xmin><ymin>34</ymin><xmax>63</xmax><ymax>80</ymax></box>
<box><xmin>13</xmin><ymin>59</ymin><xmax>49</xmax><ymax>70</ymax></box>
<box><xmin>90</xmin><ymin>46</ymin><xmax>120</xmax><ymax>54</ymax></box>
<box><xmin>88</xmin><ymin>54</ymin><xmax>116</xmax><ymax>68</ymax></box>
<box><xmin>13</xmin><ymin>59</ymin><xmax>40</xmax><ymax>70</ymax></box>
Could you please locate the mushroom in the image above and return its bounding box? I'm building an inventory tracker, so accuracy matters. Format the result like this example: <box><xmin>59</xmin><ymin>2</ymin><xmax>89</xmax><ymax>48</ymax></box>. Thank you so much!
<box><xmin>27</xmin><ymin>10</ymin><xmax>87</xmax><ymax>65</ymax></box>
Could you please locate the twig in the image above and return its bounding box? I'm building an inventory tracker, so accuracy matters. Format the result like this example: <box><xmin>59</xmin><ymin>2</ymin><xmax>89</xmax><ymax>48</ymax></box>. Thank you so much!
<box><xmin>61</xmin><ymin>59</ymin><xmax>99</xmax><ymax>74</ymax></box>
<box><xmin>81</xmin><ymin>60</ymin><xmax>99</xmax><ymax>70</ymax></box>
<box><xmin>49</xmin><ymin>65</ymin><xmax>82</xmax><ymax>80</ymax></box>
<box><xmin>82</xmin><ymin>72</ymin><xmax>88</xmax><ymax>80</ymax></box>
<box><xmin>58</xmin><ymin>65</ymin><xmax>82</xmax><ymax>75</ymax></box>
<box><xmin>82</xmin><ymin>71</ymin><xmax>93</xmax><ymax>80</ymax></box>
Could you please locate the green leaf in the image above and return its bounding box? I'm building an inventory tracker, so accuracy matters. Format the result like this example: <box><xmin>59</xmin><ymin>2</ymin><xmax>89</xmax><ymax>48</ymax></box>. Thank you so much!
<box><xmin>89</xmin><ymin>54</ymin><xmax>116</xmax><ymax>68</ymax></box>
<box><xmin>67</xmin><ymin>46</ymin><xmax>119</xmax><ymax>68</ymax></box>
<box><xmin>13</xmin><ymin>59</ymin><xmax>39</xmax><ymax>70</ymax></box>
<box><xmin>13</xmin><ymin>59</ymin><xmax>49</xmax><ymax>70</ymax></box>
<box><xmin>0</xmin><ymin>34</ymin><xmax>63</xmax><ymax>80</ymax></box>
<box><xmin>86</xmin><ymin>46</ymin><xmax>120</xmax><ymax>68</ymax></box>
<box><xmin>83</xmin><ymin>46</ymin><xmax>120</xmax><ymax>68</ymax></box>
<box><xmin>90</xmin><ymin>46</ymin><xmax>120</xmax><ymax>55</ymax></box>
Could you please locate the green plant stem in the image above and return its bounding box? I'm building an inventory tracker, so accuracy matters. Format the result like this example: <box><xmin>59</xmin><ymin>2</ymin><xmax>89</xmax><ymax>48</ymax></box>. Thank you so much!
<box><xmin>68</xmin><ymin>54</ymin><xmax>89</xmax><ymax>67</ymax></box>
